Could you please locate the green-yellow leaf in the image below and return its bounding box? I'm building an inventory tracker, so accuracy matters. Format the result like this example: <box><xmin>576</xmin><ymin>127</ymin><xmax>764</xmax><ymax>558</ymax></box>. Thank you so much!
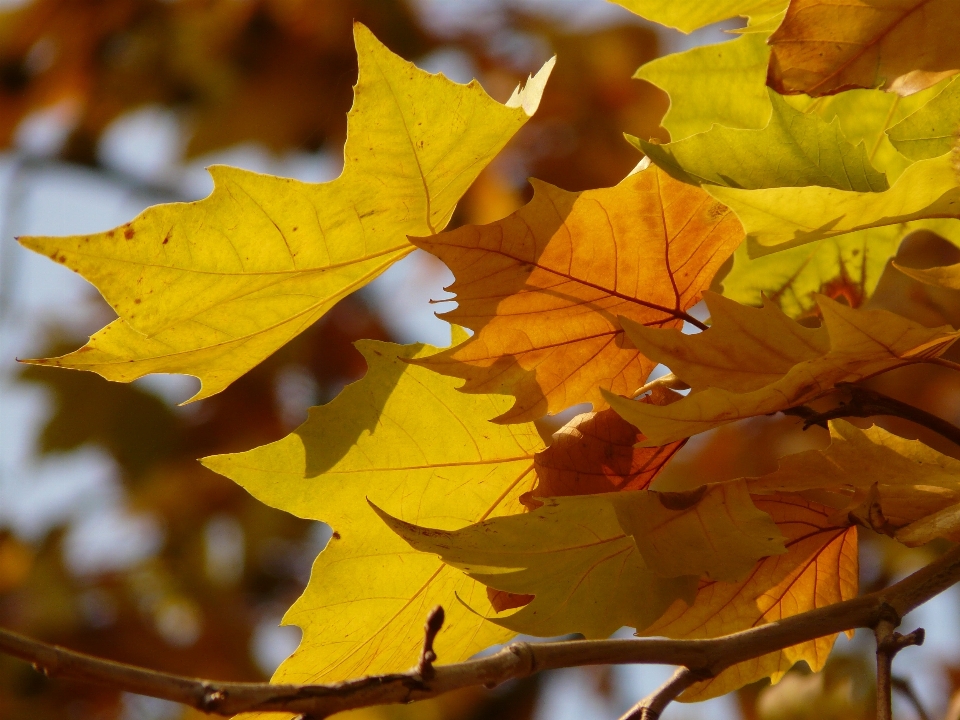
<box><xmin>606</xmin><ymin>293</ymin><xmax>959</xmax><ymax>444</ymax></box>
<box><xmin>708</xmin><ymin>153</ymin><xmax>960</xmax><ymax>248</ymax></box>
<box><xmin>722</xmin><ymin>220</ymin><xmax>960</xmax><ymax>317</ymax></box>
<box><xmin>202</xmin><ymin>340</ymin><xmax>545</xmax><ymax>687</ymax></box>
<box><xmin>611</xmin><ymin>481</ymin><xmax>786</xmax><ymax>583</ymax></box>
<box><xmin>609</xmin><ymin>0</ymin><xmax>787</xmax><ymax>33</ymax></box>
<box><xmin>374</xmin><ymin>494</ymin><xmax>698</xmax><ymax>639</ymax></box>
<box><xmin>635</xmin><ymin>33</ymin><xmax>772</xmax><ymax>140</ymax></box>
<box><xmin>18</xmin><ymin>24</ymin><xmax>552</xmax><ymax>401</ymax></box>
<box><xmin>887</xmin><ymin>75</ymin><xmax>960</xmax><ymax>160</ymax></box>
<box><xmin>631</xmin><ymin>89</ymin><xmax>887</xmax><ymax>191</ymax></box>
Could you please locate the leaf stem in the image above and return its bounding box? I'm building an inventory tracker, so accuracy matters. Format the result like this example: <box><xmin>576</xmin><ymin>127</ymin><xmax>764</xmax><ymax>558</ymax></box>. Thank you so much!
<box><xmin>0</xmin><ymin>544</ymin><xmax>958</xmax><ymax>718</ymax></box>
<box><xmin>791</xmin><ymin>384</ymin><xmax>960</xmax><ymax>448</ymax></box>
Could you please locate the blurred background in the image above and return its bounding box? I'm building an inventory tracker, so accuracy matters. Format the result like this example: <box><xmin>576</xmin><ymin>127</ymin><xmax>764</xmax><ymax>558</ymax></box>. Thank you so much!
<box><xmin>0</xmin><ymin>1</ymin><xmax>958</xmax><ymax>719</ymax></box>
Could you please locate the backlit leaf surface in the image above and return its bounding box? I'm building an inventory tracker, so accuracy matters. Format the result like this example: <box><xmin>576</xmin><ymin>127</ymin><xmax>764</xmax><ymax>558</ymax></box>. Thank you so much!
<box><xmin>709</xmin><ymin>154</ymin><xmax>960</xmax><ymax>248</ymax></box>
<box><xmin>645</xmin><ymin>493</ymin><xmax>858</xmax><ymax>702</ymax></box>
<box><xmin>887</xmin><ymin>75</ymin><xmax>960</xmax><ymax>160</ymax></box>
<box><xmin>18</xmin><ymin>24</ymin><xmax>552</xmax><ymax>401</ymax></box>
<box><xmin>374</xmin><ymin>494</ymin><xmax>698</xmax><ymax>639</ymax></box>
<box><xmin>768</xmin><ymin>0</ymin><xmax>960</xmax><ymax>97</ymax></box>
<box><xmin>610</xmin><ymin>0</ymin><xmax>787</xmax><ymax>33</ymax></box>
<box><xmin>412</xmin><ymin>165</ymin><xmax>743</xmax><ymax>422</ymax></box>
<box><xmin>203</xmin><ymin>341</ymin><xmax>544</xmax><ymax>690</ymax></box>
<box><xmin>633</xmin><ymin>89</ymin><xmax>887</xmax><ymax>191</ymax></box>
<box><xmin>607</xmin><ymin>294</ymin><xmax>959</xmax><ymax>444</ymax></box>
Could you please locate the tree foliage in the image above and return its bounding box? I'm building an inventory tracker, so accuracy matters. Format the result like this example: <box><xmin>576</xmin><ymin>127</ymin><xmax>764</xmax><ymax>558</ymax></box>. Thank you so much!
<box><xmin>8</xmin><ymin>0</ymin><xmax>960</xmax><ymax>717</ymax></box>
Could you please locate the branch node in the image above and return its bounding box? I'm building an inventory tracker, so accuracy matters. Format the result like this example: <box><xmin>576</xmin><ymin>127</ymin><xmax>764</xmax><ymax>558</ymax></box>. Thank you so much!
<box><xmin>416</xmin><ymin>605</ymin><xmax>445</xmax><ymax>681</ymax></box>
<box><xmin>200</xmin><ymin>684</ymin><xmax>228</xmax><ymax>711</ymax></box>
<box><xmin>31</xmin><ymin>662</ymin><xmax>49</xmax><ymax>677</ymax></box>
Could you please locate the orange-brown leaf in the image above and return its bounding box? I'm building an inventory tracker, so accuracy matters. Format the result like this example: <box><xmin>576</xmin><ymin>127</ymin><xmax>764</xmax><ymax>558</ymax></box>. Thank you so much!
<box><xmin>642</xmin><ymin>493</ymin><xmax>858</xmax><ymax>701</ymax></box>
<box><xmin>411</xmin><ymin>165</ymin><xmax>743</xmax><ymax>423</ymax></box>
<box><xmin>768</xmin><ymin>0</ymin><xmax>960</xmax><ymax>97</ymax></box>
<box><xmin>524</xmin><ymin>387</ymin><xmax>685</xmax><ymax>509</ymax></box>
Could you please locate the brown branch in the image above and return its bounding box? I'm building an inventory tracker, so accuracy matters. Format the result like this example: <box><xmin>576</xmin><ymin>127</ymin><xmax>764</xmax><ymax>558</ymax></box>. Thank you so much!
<box><xmin>0</xmin><ymin>544</ymin><xmax>958</xmax><ymax>718</ymax></box>
<box><xmin>787</xmin><ymin>383</ymin><xmax>960</xmax><ymax>448</ymax></box>
<box><xmin>874</xmin><ymin>624</ymin><xmax>924</xmax><ymax>720</ymax></box>
<box><xmin>619</xmin><ymin>667</ymin><xmax>704</xmax><ymax>720</ymax></box>
<box><xmin>417</xmin><ymin>606</ymin><xmax>445</xmax><ymax>681</ymax></box>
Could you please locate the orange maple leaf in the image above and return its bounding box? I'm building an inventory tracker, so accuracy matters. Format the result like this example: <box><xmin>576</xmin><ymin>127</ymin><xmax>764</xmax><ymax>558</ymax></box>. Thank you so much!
<box><xmin>767</xmin><ymin>0</ymin><xmax>960</xmax><ymax>97</ymax></box>
<box><xmin>411</xmin><ymin>165</ymin><xmax>743</xmax><ymax>422</ymax></box>
<box><xmin>524</xmin><ymin>387</ymin><xmax>685</xmax><ymax>509</ymax></box>
<box><xmin>643</xmin><ymin>492</ymin><xmax>858</xmax><ymax>702</ymax></box>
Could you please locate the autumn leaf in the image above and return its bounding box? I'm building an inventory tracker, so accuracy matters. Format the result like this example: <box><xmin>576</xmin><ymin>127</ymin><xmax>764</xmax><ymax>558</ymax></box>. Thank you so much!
<box><xmin>524</xmin><ymin>388</ymin><xmax>685</xmax><ymax>509</ymax></box>
<box><xmin>644</xmin><ymin>493</ymin><xmax>858</xmax><ymax>702</ymax></box>
<box><xmin>887</xmin><ymin>76</ymin><xmax>960</xmax><ymax>160</ymax></box>
<box><xmin>637</xmin><ymin>31</ymin><xmax>951</xmax><ymax>180</ymax></box>
<box><xmin>896</xmin><ymin>260</ymin><xmax>960</xmax><ymax>291</ymax></box>
<box><xmin>410</xmin><ymin>165</ymin><xmax>743</xmax><ymax>423</ymax></box>
<box><xmin>635</xmin><ymin>33</ymin><xmax>773</xmax><ymax>140</ymax></box>
<box><xmin>202</xmin><ymin>339</ymin><xmax>545</xmax><ymax>688</ymax></box>
<box><xmin>709</xmin><ymin>153</ymin><xmax>960</xmax><ymax>248</ymax></box>
<box><xmin>896</xmin><ymin>501</ymin><xmax>960</xmax><ymax>546</ymax></box>
<box><xmin>767</xmin><ymin>0</ymin><xmax>960</xmax><ymax>97</ymax></box>
<box><xmin>748</xmin><ymin>420</ymin><xmax>960</xmax><ymax>538</ymax></box>
<box><xmin>606</xmin><ymin>293</ymin><xmax>959</xmax><ymax>444</ymax></box>
<box><xmin>610</xmin><ymin>0</ymin><xmax>787</xmax><ymax>34</ymax></box>
<box><xmin>375</xmin><ymin>493</ymin><xmax>698</xmax><ymax>639</ymax></box>
<box><xmin>17</xmin><ymin>24</ymin><xmax>552</xmax><ymax>401</ymax></box>
<box><xmin>722</xmin><ymin>220</ymin><xmax>960</xmax><ymax>318</ymax></box>
<box><xmin>611</xmin><ymin>481</ymin><xmax>786</xmax><ymax>583</ymax></box>
<box><xmin>632</xmin><ymin>89</ymin><xmax>887</xmax><ymax>191</ymax></box>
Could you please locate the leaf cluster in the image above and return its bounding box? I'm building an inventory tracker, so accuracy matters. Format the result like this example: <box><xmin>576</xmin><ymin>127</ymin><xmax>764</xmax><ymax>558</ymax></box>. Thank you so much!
<box><xmin>14</xmin><ymin>1</ymin><xmax>960</xmax><ymax>714</ymax></box>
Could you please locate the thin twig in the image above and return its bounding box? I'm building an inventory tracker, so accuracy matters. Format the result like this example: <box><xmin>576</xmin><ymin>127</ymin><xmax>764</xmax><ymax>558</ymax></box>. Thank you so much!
<box><xmin>619</xmin><ymin>667</ymin><xmax>703</xmax><ymax>720</ymax></box>
<box><xmin>891</xmin><ymin>676</ymin><xmax>931</xmax><ymax>720</ymax></box>
<box><xmin>0</xmin><ymin>545</ymin><xmax>957</xmax><ymax>717</ymax></box>
<box><xmin>788</xmin><ymin>383</ymin><xmax>960</xmax><ymax>448</ymax></box>
<box><xmin>875</xmin><ymin>624</ymin><xmax>924</xmax><ymax>720</ymax></box>
<box><xmin>417</xmin><ymin>606</ymin><xmax>445</xmax><ymax>681</ymax></box>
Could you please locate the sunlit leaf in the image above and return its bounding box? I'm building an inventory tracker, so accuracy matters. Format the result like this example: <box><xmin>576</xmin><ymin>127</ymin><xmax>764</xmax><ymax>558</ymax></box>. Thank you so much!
<box><xmin>722</xmin><ymin>220</ymin><xmax>960</xmax><ymax>317</ymax></box>
<box><xmin>411</xmin><ymin>165</ymin><xmax>743</xmax><ymax>423</ymax></box>
<box><xmin>18</xmin><ymin>24</ymin><xmax>552</xmax><ymax>401</ymax></box>
<box><xmin>374</xmin><ymin>494</ymin><xmax>698</xmax><ymax>639</ymax></box>
<box><xmin>767</xmin><ymin>0</ymin><xmax>960</xmax><ymax>97</ymax></box>
<box><xmin>606</xmin><ymin>293</ymin><xmax>959</xmax><ymax>444</ymax></box>
<box><xmin>645</xmin><ymin>493</ymin><xmax>858</xmax><ymax>702</ymax></box>
<box><xmin>708</xmin><ymin>154</ymin><xmax>960</xmax><ymax>248</ymax></box>
<box><xmin>887</xmin><ymin>75</ymin><xmax>960</xmax><ymax>160</ymax></box>
<box><xmin>632</xmin><ymin>89</ymin><xmax>887</xmax><ymax>191</ymax></box>
<box><xmin>609</xmin><ymin>0</ymin><xmax>786</xmax><ymax>33</ymax></box>
<box><xmin>203</xmin><ymin>340</ymin><xmax>544</xmax><ymax>686</ymax></box>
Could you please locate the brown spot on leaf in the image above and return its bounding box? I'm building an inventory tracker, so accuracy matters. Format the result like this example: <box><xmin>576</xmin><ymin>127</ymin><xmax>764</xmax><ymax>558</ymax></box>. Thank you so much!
<box><xmin>331</xmin><ymin>531</ymin><xmax>341</xmax><ymax>540</ymax></box>
<box><xmin>134</xmin><ymin>298</ymin><xmax>141</xmax><ymax>304</ymax></box>
<box><xmin>655</xmin><ymin>485</ymin><xmax>708</xmax><ymax>511</ymax></box>
<box><xmin>124</xmin><ymin>228</ymin><xmax>135</xmax><ymax>240</ymax></box>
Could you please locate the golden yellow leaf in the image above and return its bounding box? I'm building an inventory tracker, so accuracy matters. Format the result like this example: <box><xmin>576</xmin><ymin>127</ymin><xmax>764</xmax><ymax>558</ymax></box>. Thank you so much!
<box><xmin>610</xmin><ymin>0</ymin><xmax>786</xmax><ymax>34</ymax></box>
<box><xmin>708</xmin><ymin>153</ymin><xmax>960</xmax><ymax>249</ymax></box>
<box><xmin>202</xmin><ymin>340</ymin><xmax>544</xmax><ymax>691</ymax></box>
<box><xmin>644</xmin><ymin>493</ymin><xmax>858</xmax><ymax>702</ymax></box>
<box><xmin>611</xmin><ymin>481</ymin><xmax>787</xmax><ymax>583</ymax></box>
<box><xmin>18</xmin><ymin>24</ymin><xmax>552</xmax><ymax>401</ymax></box>
<box><xmin>373</xmin><ymin>494</ymin><xmax>698</xmax><ymax>639</ymax></box>
<box><xmin>768</xmin><ymin>0</ymin><xmax>960</xmax><ymax>97</ymax></box>
<box><xmin>606</xmin><ymin>293</ymin><xmax>959</xmax><ymax>444</ymax></box>
<box><xmin>411</xmin><ymin>165</ymin><xmax>744</xmax><ymax>423</ymax></box>
<box><xmin>748</xmin><ymin>420</ymin><xmax>960</xmax><ymax>540</ymax></box>
<box><xmin>896</xmin><ymin>501</ymin><xmax>960</xmax><ymax>546</ymax></box>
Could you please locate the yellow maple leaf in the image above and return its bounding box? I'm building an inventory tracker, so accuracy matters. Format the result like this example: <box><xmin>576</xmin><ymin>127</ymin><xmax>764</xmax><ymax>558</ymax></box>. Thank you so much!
<box><xmin>645</xmin><ymin>493</ymin><xmax>858</xmax><ymax>702</ymax></box>
<box><xmin>611</xmin><ymin>481</ymin><xmax>786</xmax><ymax>583</ymax></box>
<box><xmin>411</xmin><ymin>164</ymin><xmax>743</xmax><ymax>422</ymax></box>
<box><xmin>374</xmin><ymin>493</ymin><xmax>698</xmax><ymax>639</ymax></box>
<box><xmin>767</xmin><ymin>0</ymin><xmax>960</xmax><ymax>97</ymax></box>
<box><xmin>202</xmin><ymin>340</ymin><xmax>544</xmax><ymax>697</ymax></box>
<box><xmin>18</xmin><ymin>24</ymin><xmax>553</xmax><ymax>401</ymax></box>
<box><xmin>606</xmin><ymin>293</ymin><xmax>959</xmax><ymax>444</ymax></box>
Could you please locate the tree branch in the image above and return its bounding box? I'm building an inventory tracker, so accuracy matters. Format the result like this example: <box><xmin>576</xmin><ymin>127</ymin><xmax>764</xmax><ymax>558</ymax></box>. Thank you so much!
<box><xmin>874</xmin><ymin>623</ymin><xmax>924</xmax><ymax>720</ymax></box>
<box><xmin>0</xmin><ymin>544</ymin><xmax>958</xmax><ymax>717</ymax></box>
<box><xmin>787</xmin><ymin>383</ymin><xmax>960</xmax><ymax>448</ymax></box>
<box><xmin>619</xmin><ymin>667</ymin><xmax>704</xmax><ymax>720</ymax></box>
